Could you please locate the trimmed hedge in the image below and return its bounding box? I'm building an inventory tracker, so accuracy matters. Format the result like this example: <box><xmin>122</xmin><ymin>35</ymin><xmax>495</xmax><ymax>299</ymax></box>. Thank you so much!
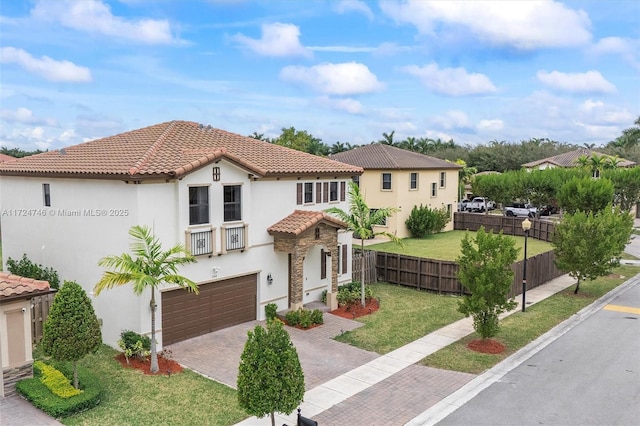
<box><xmin>34</xmin><ymin>361</ymin><xmax>81</xmax><ymax>398</ymax></box>
<box><xmin>285</xmin><ymin>308</ymin><xmax>323</xmax><ymax>328</ymax></box>
<box><xmin>16</xmin><ymin>361</ymin><xmax>102</xmax><ymax>418</ymax></box>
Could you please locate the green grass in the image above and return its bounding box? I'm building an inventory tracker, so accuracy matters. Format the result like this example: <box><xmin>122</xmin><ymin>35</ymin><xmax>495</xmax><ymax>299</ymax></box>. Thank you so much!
<box><xmin>420</xmin><ymin>264</ymin><xmax>639</xmax><ymax>374</ymax></box>
<box><xmin>51</xmin><ymin>345</ymin><xmax>247</xmax><ymax>426</ymax></box>
<box><xmin>367</xmin><ymin>230</ymin><xmax>553</xmax><ymax>261</ymax></box>
<box><xmin>334</xmin><ymin>282</ymin><xmax>465</xmax><ymax>354</ymax></box>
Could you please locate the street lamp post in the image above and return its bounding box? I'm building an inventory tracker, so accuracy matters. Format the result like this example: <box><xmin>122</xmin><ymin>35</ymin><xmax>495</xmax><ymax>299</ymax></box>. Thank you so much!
<box><xmin>521</xmin><ymin>218</ymin><xmax>531</xmax><ymax>312</ymax></box>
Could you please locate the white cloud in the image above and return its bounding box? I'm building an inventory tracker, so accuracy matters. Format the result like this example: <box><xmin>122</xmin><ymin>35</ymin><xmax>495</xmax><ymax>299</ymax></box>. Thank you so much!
<box><xmin>0</xmin><ymin>107</ymin><xmax>58</xmax><ymax>126</ymax></box>
<box><xmin>31</xmin><ymin>0</ymin><xmax>177</xmax><ymax>44</ymax></box>
<box><xmin>317</xmin><ymin>96</ymin><xmax>363</xmax><ymax>114</ymax></box>
<box><xmin>380</xmin><ymin>0</ymin><xmax>591</xmax><ymax>50</ymax></box>
<box><xmin>432</xmin><ymin>110</ymin><xmax>472</xmax><ymax>130</ymax></box>
<box><xmin>579</xmin><ymin>100</ymin><xmax>634</xmax><ymax>125</ymax></box>
<box><xmin>280</xmin><ymin>62</ymin><xmax>384</xmax><ymax>95</ymax></box>
<box><xmin>477</xmin><ymin>119</ymin><xmax>504</xmax><ymax>132</ymax></box>
<box><xmin>590</xmin><ymin>37</ymin><xmax>640</xmax><ymax>70</ymax></box>
<box><xmin>231</xmin><ymin>23</ymin><xmax>311</xmax><ymax>57</ymax></box>
<box><xmin>537</xmin><ymin>70</ymin><xmax>616</xmax><ymax>94</ymax></box>
<box><xmin>0</xmin><ymin>47</ymin><xmax>92</xmax><ymax>82</ymax></box>
<box><xmin>402</xmin><ymin>63</ymin><xmax>496</xmax><ymax>96</ymax></box>
<box><xmin>334</xmin><ymin>0</ymin><xmax>374</xmax><ymax>21</ymax></box>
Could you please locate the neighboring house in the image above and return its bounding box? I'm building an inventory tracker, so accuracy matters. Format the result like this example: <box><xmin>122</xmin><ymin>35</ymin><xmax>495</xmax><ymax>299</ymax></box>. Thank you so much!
<box><xmin>330</xmin><ymin>144</ymin><xmax>461</xmax><ymax>239</ymax></box>
<box><xmin>0</xmin><ymin>154</ymin><xmax>16</xmax><ymax>163</ymax></box>
<box><xmin>522</xmin><ymin>148</ymin><xmax>636</xmax><ymax>171</ymax></box>
<box><xmin>0</xmin><ymin>273</ymin><xmax>51</xmax><ymax>397</ymax></box>
<box><xmin>0</xmin><ymin>121</ymin><xmax>362</xmax><ymax>348</ymax></box>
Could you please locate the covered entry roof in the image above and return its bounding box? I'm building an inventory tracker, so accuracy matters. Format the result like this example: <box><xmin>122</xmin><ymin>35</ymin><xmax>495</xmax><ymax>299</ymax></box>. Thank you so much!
<box><xmin>0</xmin><ymin>273</ymin><xmax>51</xmax><ymax>303</ymax></box>
<box><xmin>268</xmin><ymin>210</ymin><xmax>347</xmax><ymax>236</ymax></box>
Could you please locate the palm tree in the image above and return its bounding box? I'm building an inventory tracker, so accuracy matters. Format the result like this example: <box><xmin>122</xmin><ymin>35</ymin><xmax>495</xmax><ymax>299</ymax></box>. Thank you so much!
<box><xmin>379</xmin><ymin>131</ymin><xmax>396</xmax><ymax>146</ymax></box>
<box><xmin>325</xmin><ymin>182</ymin><xmax>401</xmax><ymax>307</ymax></box>
<box><xmin>94</xmin><ymin>225</ymin><xmax>198</xmax><ymax>373</ymax></box>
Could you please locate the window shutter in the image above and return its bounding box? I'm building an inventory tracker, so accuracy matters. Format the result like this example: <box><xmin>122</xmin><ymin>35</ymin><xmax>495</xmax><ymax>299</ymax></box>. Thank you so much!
<box><xmin>340</xmin><ymin>181</ymin><xmax>346</xmax><ymax>201</ymax></box>
<box><xmin>296</xmin><ymin>183</ymin><xmax>302</xmax><ymax>205</ymax></box>
<box><xmin>321</xmin><ymin>182</ymin><xmax>327</xmax><ymax>202</ymax></box>
<box><xmin>321</xmin><ymin>249</ymin><xmax>327</xmax><ymax>279</ymax></box>
<box><xmin>342</xmin><ymin>245</ymin><xmax>348</xmax><ymax>274</ymax></box>
<box><xmin>316</xmin><ymin>182</ymin><xmax>322</xmax><ymax>203</ymax></box>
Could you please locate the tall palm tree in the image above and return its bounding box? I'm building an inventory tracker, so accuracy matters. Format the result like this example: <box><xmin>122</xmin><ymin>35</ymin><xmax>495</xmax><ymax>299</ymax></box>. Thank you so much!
<box><xmin>379</xmin><ymin>131</ymin><xmax>396</xmax><ymax>145</ymax></box>
<box><xmin>326</xmin><ymin>182</ymin><xmax>401</xmax><ymax>307</ymax></box>
<box><xmin>94</xmin><ymin>225</ymin><xmax>198</xmax><ymax>373</ymax></box>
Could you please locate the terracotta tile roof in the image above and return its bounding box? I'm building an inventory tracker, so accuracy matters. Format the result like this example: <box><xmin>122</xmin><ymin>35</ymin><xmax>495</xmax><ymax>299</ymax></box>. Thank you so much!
<box><xmin>268</xmin><ymin>210</ymin><xmax>347</xmax><ymax>236</ymax></box>
<box><xmin>0</xmin><ymin>272</ymin><xmax>51</xmax><ymax>300</ymax></box>
<box><xmin>329</xmin><ymin>143</ymin><xmax>462</xmax><ymax>170</ymax></box>
<box><xmin>0</xmin><ymin>121</ymin><xmax>363</xmax><ymax>180</ymax></box>
<box><xmin>0</xmin><ymin>153</ymin><xmax>16</xmax><ymax>162</ymax></box>
<box><xmin>522</xmin><ymin>148</ymin><xmax>636</xmax><ymax>168</ymax></box>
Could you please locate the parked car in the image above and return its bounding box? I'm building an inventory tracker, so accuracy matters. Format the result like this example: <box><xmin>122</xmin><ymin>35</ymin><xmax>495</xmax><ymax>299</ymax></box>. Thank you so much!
<box><xmin>458</xmin><ymin>199</ymin><xmax>470</xmax><ymax>211</ymax></box>
<box><xmin>465</xmin><ymin>197</ymin><xmax>497</xmax><ymax>212</ymax></box>
<box><xmin>539</xmin><ymin>204</ymin><xmax>559</xmax><ymax>216</ymax></box>
<box><xmin>504</xmin><ymin>202</ymin><xmax>537</xmax><ymax>218</ymax></box>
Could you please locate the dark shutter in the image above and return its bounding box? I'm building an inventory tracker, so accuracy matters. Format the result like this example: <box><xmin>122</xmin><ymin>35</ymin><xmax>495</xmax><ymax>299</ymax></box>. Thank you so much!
<box><xmin>296</xmin><ymin>183</ymin><xmax>302</xmax><ymax>205</ymax></box>
<box><xmin>340</xmin><ymin>181</ymin><xmax>346</xmax><ymax>201</ymax></box>
<box><xmin>322</xmin><ymin>182</ymin><xmax>328</xmax><ymax>202</ymax></box>
<box><xmin>342</xmin><ymin>245</ymin><xmax>348</xmax><ymax>274</ymax></box>
<box><xmin>321</xmin><ymin>249</ymin><xmax>327</xmax><ymax>279</ymax></box>
<box><xmin>316</xmin><ymin>182</ymin><xmax>322</xmax><ymax>203</ymax></box>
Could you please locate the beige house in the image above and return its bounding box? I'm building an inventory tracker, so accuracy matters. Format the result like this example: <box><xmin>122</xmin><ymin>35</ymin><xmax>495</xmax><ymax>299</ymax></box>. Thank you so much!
<box><xmin>0</xmin><ymin>273</ymin><xmax>51</xmax><ymax>397</ymax></box>
<box><xmin>330</xmin><ymin>144</ymin><xmax>461</xmax><ymax>239</ymax></box>
<box><xmin>522</xmin><ymin>148</ymin><xmax>636</xmax><ymax>170</ymax></box>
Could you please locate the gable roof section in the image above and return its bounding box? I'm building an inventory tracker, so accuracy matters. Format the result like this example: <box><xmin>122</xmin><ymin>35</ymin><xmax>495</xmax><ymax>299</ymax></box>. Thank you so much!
<box><xmin>0</xmin><ymin>272</ymin><xmax>51</xmax><ymax>302</ymax></box>
<box><xmin>0</xmin><ymin>153</ymin><xmax>16</xmax><ymax>162</ymax></box>
<box><xmin>0</xmin><ymin>121</ymin><xmax>363</xmax><ymax>180</ymax></box>
<box><xmin>268</xmin><ymin>210</ymin><xmax>347</xmax><ymax>236</ymax></box>
<box><xmin>329</xmin><ymin>143</ymin><xmax>461</xmax><ymax>170</ymax></box>
<box><xmin>522</xmin><ymin>148</ymin><xmax>636</xmax><ymax>168</ymax></box>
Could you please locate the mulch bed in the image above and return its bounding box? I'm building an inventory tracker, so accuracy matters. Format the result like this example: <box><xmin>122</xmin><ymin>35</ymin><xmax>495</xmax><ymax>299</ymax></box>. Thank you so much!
<box><xmin>115</xmin><ymin>353</ymin><xmax>183</xmax><ymax>376</ymax></box>
<box><xmin>467</xmin><ymin>339</ymin><xmax>506</xmax><ymax>354</ymax></box>
<box><xmin>330</xmin><ymin>297</ymin><xmax>380</xmax><ymax>319</ymax></box>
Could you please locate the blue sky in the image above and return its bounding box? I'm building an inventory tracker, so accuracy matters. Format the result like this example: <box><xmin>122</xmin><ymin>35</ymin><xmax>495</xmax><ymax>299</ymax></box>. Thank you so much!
<box><xmin>1</xmin><ymin>0</ymin><xmax>638</xmax><ymax>152</ymax></box>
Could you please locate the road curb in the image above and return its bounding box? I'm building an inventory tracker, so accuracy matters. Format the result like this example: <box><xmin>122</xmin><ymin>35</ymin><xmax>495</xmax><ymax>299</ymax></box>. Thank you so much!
<box><xmin>406</xmin><ymin>272</ymin><xmax>640</xmax><ymax>426</ymax></box>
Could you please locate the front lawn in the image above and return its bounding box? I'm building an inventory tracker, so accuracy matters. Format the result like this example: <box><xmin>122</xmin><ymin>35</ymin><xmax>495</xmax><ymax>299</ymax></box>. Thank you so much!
<box><xmin>52</xmin><ymin>345</ymin><xmax>247</xmax><ymax>426</ymax></box>
<box><xmin>367</xmin><ymin>230</ymin><xmax>553</xmax><ymax>261</ymax></box>
<box><xmin>334</xmin><ymin>282</ymin><xmax>465</xmax><ymax>354</ymax></box>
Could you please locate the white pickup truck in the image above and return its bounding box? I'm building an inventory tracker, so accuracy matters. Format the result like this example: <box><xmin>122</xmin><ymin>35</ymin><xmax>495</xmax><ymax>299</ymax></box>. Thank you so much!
<box><xmin>504</xmin><ymin>202</ymin><xmax>537</xmax><ymax>218</ymax></box>
<box><xmin>465</xmin><ymin>197</ymin><xmax>496</xmax><ymax>212</ymax></box>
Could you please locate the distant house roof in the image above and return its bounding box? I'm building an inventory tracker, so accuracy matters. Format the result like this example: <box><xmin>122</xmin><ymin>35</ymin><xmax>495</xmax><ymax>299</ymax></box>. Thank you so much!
<box><xmin>522</xmin><ymin>148</ymin><xmax>636</xmax><ymax>168</ymax></box>
<box><xmin>0</xmin><ymin>153</ymin><xmax>16</xmax><ymax>162</ymax></box>
<box><xmin>268</xmin><ymin>210</ymin><xmax>347</xmax><ymax>236</ymax></box>
<box><xmin>329</xmin><ymin>143</ymin><xmax>462</xmax><ymax>170</ymax></box>
<box><xmin>0</xmin><ymin>272</ymin><xmax>51</xmax><ymax>302</ymax></box>
<box><xmin>0</xmin><ymin>121</ymin><xmax>363</xmax><ymax>180</ymax></box>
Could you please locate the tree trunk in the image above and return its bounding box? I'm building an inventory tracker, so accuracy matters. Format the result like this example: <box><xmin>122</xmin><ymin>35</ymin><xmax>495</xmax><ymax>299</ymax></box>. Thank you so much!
<box><xmin>574</xmin><ymin>278</ymin><xmax>581</xmax><ymax>294</ymax></box>
<box><xmin>360</xmin><ymin>239</ymin><xmax>366</xmax><ymax>307</ymax></box>
<box><xmin>73</xmin><ymin>360</ymin><xmax>79</xmax><ymax>389</ymax></box>
<box><xmin>270</xmin><ymin>411</ymin><xmax>275</xmax><ymax>426</ymax></box>
<box><xmin>150</xmin><ymin>288</ymin><xmax>159</xmax><ymax>373</ymax></box>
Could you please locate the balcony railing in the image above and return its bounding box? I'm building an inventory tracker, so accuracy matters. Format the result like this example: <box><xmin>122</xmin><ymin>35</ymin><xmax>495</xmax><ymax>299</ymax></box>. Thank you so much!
<box><xmin>188</xmin><ymin>228</ymin><xmax>213</xmax><ymax>256</ymax></box>
<box><xmin>223</xmin><ymin>224</ymin><xmax>246</xmax><ymax>252</ymax></box>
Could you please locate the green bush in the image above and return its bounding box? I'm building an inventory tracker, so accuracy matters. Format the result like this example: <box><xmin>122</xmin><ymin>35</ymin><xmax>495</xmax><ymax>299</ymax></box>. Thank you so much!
<box><xmin>337</xmin><ymin>281</ymin><xmax>373</xmax><ymax>306</ymax></box>
<box><xmin>405</xmin><ymin>204</ymin><xmax>450</xmax><ymax>238</ymax></box>
<box><xmin>118</xmin><ymin>330</ymin><xmax>151</xmax><ymax>364</ymax></box>
<box><xmin>284</xmin><ymin>308</ymin><xmax>323</xmax><ymax>329</ymax></box>
<box><xmin>34</xmin><ymin>361</ymin><xmax>81</xmax><ymax>398</ymax></box>
<box><xmin>6</xmin><ymin>253</ymin><xmax>60</xmax><ymax>289</ymax></box>
<box><xmin>17</xmin><ymin>361</ymin><xmax>102</xmax><ymax>418</ymax></box>
<box><xmin>265</xmin><ymin>303</ymin><xmax>278</xmax><ymax>321</ymax></box>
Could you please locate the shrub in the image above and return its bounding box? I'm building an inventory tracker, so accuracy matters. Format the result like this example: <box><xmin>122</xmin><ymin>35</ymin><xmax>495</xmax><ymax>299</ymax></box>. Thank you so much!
<box><xmin>405</xmin><ymin>204</ymin><xmax>450</xmax><ymax>238</ymax></box>
<box><xmin>337</xmin><ymin>281</ymin><xmax>373</xmax><ymax>306</ymax></box>
<box><xmin>265</xmin><ymin>303</ymin><xmax>278</xmax><ymax>321</ymax></box>
<box><xmin>6</xmin><ymin>253</ymin><xmax>60</xmax><ymax>289</ymax></box>
<box><xmin>17</xmin><ymin>361</ymin><xmax>102</xmax><ymax>418</ymax></box>
<box><xmin>118</xmin><ymin>330</ymin><xmax>151</xmax><ymax>364</ymax></box>
<box><xmin>34</xmin><ymin>361</ymin><xmax>81</xmax><ymax>398</ymax></box>
<box><xmin>284</xmin><ymin>308</ymin><xmax>323</xmax><ymax>329</ymax></box>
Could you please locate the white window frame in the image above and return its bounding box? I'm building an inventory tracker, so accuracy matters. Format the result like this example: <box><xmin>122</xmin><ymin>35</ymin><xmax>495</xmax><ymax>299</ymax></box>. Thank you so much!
<box><xmin>410</xmin><ymin>172</ymin><xmax>418</xmax><ymax>190</ymax></box>
<box><xmin>381</xmin><ymin>173</ymin><xmax>392</xmax><ymax>191</ymax></box>
<box><xmin>439</xmin><ymin>172</ymin><xmax>446</xmax><ymax>188</ymax></box>
<box><xmin>431</xmin><ymin>182</ymin><xmax>437</xmax><ymax>197</ymax></box>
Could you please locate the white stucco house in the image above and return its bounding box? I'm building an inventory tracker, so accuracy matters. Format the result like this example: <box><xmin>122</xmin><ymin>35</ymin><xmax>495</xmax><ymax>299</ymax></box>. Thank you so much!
<box><xmin>0</xmin><ymin>121</ymin><xmax>362</xmax><ymax>348</ymax></box>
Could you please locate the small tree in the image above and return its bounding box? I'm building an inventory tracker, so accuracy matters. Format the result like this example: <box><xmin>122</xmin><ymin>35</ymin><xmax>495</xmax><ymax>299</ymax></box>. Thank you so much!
<box><xmin>6</xmin><ymin>254</ymin><xmax>60</xmax><ymax>289</ymax></box>
<box><xmin>40</xmin><ymin>281</ymin><xmax>102</xmax><ymax>389</ymax></box>
<box><xmin>405</xmin><ymin>204</ymin><xmax>450</xmax><ymax>238</ymax></box>
<box><xmin>237</xmin><ymin>320</ymin><xmax>305</xmax><ymax>426</ymax></box>
<box><xmin>553</xmin><ymin>205</ymin><xmax>633</xmax><ymax>294</ymax></box>
<box><xmin>557</xmin><ymin>176</ymin><xmax>614</xmax><ymax>214</ymax></box>
<box><xmin>457</xmin><ymin>227</ymin><xmax>518</xmax><ymax>340</ymax></box>
<box><xmin>326</xmin><ymin>181</ymin><xmax>402</xmax><ymax>306</ymax></box>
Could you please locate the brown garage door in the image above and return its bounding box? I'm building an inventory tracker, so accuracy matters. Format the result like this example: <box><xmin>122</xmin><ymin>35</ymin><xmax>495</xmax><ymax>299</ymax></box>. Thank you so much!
<box><xmin>162</xmin><ymin>274</ymin><xmax>257</xmax><ymax>345</ymax></box>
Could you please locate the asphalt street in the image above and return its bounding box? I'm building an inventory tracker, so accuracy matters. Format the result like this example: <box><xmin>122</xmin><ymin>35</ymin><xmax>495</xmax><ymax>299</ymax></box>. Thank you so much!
<box><xmin>436</xmin><ymin>277</ymin><xmax>640</xmax><ymax>426</ymax></box>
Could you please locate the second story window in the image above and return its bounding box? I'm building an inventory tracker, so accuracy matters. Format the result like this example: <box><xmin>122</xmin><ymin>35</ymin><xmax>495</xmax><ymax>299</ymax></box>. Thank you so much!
<box><xmin>410</xmin><ymin>173</ymin><xmax>418</xmax><ymax>190</ymax></box>
<box><xmin>189</xmin><ymin>186</ymin><xmax>209</xmax><ymax>225</ymax></box>
<box><xmin>330</xmin><ymin>182</ymin><xmax>338</xmax><ymax>201</ymax></box>
<box><xmin>43</xmin><ymin>183</ymin><xmax>51</xmax><ymax>207</ymax></box>
<box><xmin>382</xmin><ymin>173</ymin><xmax>392</xmax><ymax>190</ymax></box>
<box><xmin>224</xmin><ymin>185</ymin><xmax>242</xmax><ymax>222</ymax></box>
<box><xmin>440</xmin><ymin>172</ymin><xmax>446</xmax><ymax>188</ymax></box>
<box><xmin>431</xmin><ymin>182</ymin><xmax>437</xmax><ymax>197</ymax></box>
<box><xmin>304</xmin><ymin>182</ymin><xmax>314</xmax><ymax>203</ymax></box>
<box><xmin>352</xmin><ymin>175</ymin><xmax>360</xmax><ymax>187</ymax></box>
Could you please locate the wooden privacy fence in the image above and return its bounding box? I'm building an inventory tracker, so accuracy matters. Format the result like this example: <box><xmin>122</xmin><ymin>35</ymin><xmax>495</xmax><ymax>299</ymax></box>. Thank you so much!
<box><xmin>352</xmin><ymin>249</ymin><xmax>377</xmax><ymax>285</ymax></box>
<box><xmin>453</xmin><ymin>212</ymin><xmax>556</xmax><ymax>242</ymax></box>
<box><xmin>31</xmin><ymin>292</ymin><xmax>56</xmax><ymax>344</ymax></box>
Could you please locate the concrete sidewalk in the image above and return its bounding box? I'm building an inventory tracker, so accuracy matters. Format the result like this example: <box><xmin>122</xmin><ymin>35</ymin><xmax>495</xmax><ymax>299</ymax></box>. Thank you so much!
<box><xmin>235</xmin><ymin>273</ymin><xmax>578</xmax><ymax>425</ymax></box>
